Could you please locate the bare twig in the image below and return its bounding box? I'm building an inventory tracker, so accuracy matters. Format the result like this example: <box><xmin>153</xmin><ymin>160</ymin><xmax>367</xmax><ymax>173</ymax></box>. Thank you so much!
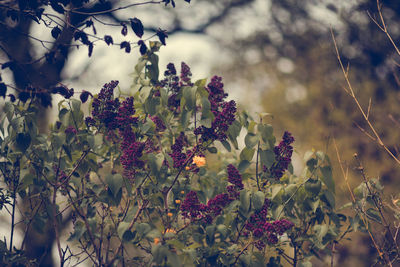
<box><xmin>333</xmin><ymin>138</ymin><xmax>390</xmax><ymax>265</ymax></box>
<box><xmin>331</xmin><ymin>29</ymin><xmax>400</xmax><ymax>166</ymax></box>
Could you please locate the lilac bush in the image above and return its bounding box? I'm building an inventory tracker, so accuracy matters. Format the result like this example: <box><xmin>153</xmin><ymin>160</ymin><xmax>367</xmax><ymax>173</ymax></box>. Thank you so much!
<box><xmin>0</xmin><ymin>42</ymin><xmax>351</xmax><ymax>266</ymax></box>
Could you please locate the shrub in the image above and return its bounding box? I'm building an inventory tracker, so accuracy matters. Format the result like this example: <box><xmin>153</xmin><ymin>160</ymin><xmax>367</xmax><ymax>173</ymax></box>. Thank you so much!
<box><xmin>0</xmin><ymin>42</ymin><xmax>351</xmax><ymax>266</ymax></box>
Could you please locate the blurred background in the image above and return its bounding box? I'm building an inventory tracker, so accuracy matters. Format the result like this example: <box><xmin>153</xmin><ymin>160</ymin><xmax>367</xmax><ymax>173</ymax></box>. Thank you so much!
<box><xmin>2</xmin><ymin>0</ymin><xmax>400</xmax><ymax>265</ymax></box>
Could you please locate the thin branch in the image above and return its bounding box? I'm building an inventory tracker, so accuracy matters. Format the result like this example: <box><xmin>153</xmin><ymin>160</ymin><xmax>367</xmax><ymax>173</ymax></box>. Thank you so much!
<box><xmin>233</xmin><ymin>240</ymin><xmax>253</xmax><ymax>265</ymax></box>
<box><xmin>67</xmin><ymin>1</ymin><xmax>163</xmax><ymax>15</ymax></box>
<box><xmin>331</xmin><ymin>29</ymin><xmax>400</xmax><ymax>165</ymax></box>
<box><xmin>375</xmin><ymin>0</ymin><xmax>400</xmax><ymax>56</ymax></box>
<box><xmin>333</xmin><ymin>138</ymin><xmax>390</xmax><ymax>265</ymax></box>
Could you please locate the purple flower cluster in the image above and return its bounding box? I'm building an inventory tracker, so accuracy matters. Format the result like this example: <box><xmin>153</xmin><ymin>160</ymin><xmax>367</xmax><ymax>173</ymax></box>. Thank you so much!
<box><xmin>207</xmin><ymin>76</ymin><xmax>228</xmax><ymax>112</ymax></box>
<box><xmin>194</xmin><ymin>100</ymin><xmax>237</xmax><ymax>143</ymax></box>
<box><xmin>181</xmin><ymin>165</ymin><xmax>244</xmax><ymax>223</ymax></box>
<box><xmin>64</xmin><ymin>126</ymin><xmax>77</xmax><ymax>135</ymax></box>
<box><xmin>267</xmin><ymin>131</ymin><xmax>295</xmax><ymax>179</ymax></box>
<box><xmin>151</xmin><ymin>116</ymin><xmax>166</xmax><ymax>132</ymax></box>
<box><xmin>206</xmin><ymin>193</ymin><xmax>231</xmax><ymax>217</ymax></box>
<box><xmin>244</xmin><ymin>199</ymin><xmax>294</xmax><ymax>250</ymax></box>
<box><xmin>226</xmin><ymin>164</ymin><xmax>244</xmax><ymax>199</ymax></box>
<box><xmin>179</xmin><ymin>62</ymin><xmax>193</xmax><ymax>86</ymax></box>
<box><xmin>181</xmin><ymin>190</ymin><xmax>233</xmax><ymax>223</ymax></box>
<box><xmin>86</xmin><ymin>80</ymin><xmax>120</xmax><ymax>130</ymax></box>
<box><xmin>119</xmin><ymin>128</ymin><xmax>145</xmax><ymax>179</ymax></box>
<box><xmin>85</xmin><ymin>81</ymin><xmax>138</xmax><ymax>133</ymax></box>
<box><xmin>161</xmin><ymin>62</ymin><xmax>193</xmax><ymax>112</ymax></box>
<box><xmin>116</xmin><ymin>97</ymin><xmax>137</xmax><ymax>130</ymax></box>
<box><xmin>53</xmin><ymin>165</ymin><xmax>69</xmax><ymax>194</ymax></box>
<box><xmin>162</xmin><ymin>63</ymin><xmax>179</xmax><ymax>92</ymax></box>
<box><xmin>194</xmin><ymin>76</ymin><xmax>236</xmax><ymax>143</ymax></box>
<box><xmin>227</xmin><ymin>164</ymin><xmax>244</xmax><ymax>190</ymax></box>
<box><xmin>144</xmin><ymin>138</ymin><xmax>158</xmax><ymax>154</ymax></box>
<box><xmin>273</xmin><ymin>219</ymin><xmax>294</xmax><ymax>235</ymax></box>
<box><xmin>180</xmin><ymin>191</ymin><xmax>206</xmax><ymax>220</ymax></box>
<box><xmin>84</xmin><ymin>81</ymin><xmax>145</xmax><ymax>179</ymax></box>
<box><xmin>169</xmin><ymin>132</ymin><xmax>189</xmax><ymax>169</ymax></box>
<box><xmin>244</xmin><ymin>199</ymin><xmax>270</xmax><ymax>233</ymax></box>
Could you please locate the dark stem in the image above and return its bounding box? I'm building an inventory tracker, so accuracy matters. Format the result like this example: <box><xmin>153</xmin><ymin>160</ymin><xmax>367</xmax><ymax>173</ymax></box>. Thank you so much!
<box><xmin>165</xmin><ymin>149</ymin><xmax>197</xmax><ymax>194</ymax></box>
<box><xmin>111</xmin><ymin>199</ymin><xmax>149</xmax><ymax>264</ymax></box>
<box><xmin>331</xmin><ymin>241</ymin><xmax>336</xmax><ymax>267</ymax></box>
<box><xmin>255</xmin><ymin>140</ymin><xmax>260</xmax><ymax>191</ymax></box>
<box><xmin>9</xmin><ymin>158</ymin><xmax>20</xmax><ymax>252</ymax></box>
<box><xmin>66</xmin><ymin>190</ymin><xmax>101</xmax><ymax>265</ymax></box>
<box><xmin>233</xmin><ymin>241</ymin><xmax>252</xmax><ymax>265</ymax></box>
<box><xmin>52</xmin><ymin>185</ymin><xmax>64</xmax><ymax>265</ymax></box>
<box><xmin>9</xmin><ymin>190</ymin><xmax>16</xmax><ymax>252</ymax></box>
<box><xmin>355</xmin><ymin>154</ymin><xmax>400</xmax><ymax>257</ymax></box>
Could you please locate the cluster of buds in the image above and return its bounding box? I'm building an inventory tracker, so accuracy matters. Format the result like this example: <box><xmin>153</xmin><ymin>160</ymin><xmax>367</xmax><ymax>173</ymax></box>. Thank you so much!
<box><xmin>264</xmin><ymin>131</ymin><xmax>295</xmax><ymax>179</ymax></box>
<box><xmin>244</xmin><ymin>199</ymin><xmax>294</xmax><ymax>250</ymax></box>
<box><xmin>180</xmin><ymin>164</ymin><xmax>243</xmax><ymax>223</ymax></box>
<box><xmin>194</xmin><ymin>77</ymin><xmax>237</xmax><ymax>143</ymax></box>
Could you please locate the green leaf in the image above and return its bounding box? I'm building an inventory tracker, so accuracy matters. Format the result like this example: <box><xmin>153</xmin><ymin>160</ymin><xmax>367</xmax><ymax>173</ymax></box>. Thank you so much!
<box><xmin>4</xmin><ymin>102</ymin><xmax>14</xmax><ymax>121</ymax></box>
<box><xmin>135</xmin><ymin>58</ymin><xmax>147</xmax><ymax>74</ymax></box>
<box><xmin>70</xmin><ymin>98</ymin><xmax>81</xmax><ymax>114</ymax></box>
<box><xmin>201</xmin><ymin>96</ymin><xmax>211</xmax><ymax>112</ymax></box>
<box><xmin>240</xmin><ymin>147</ymin><xmax>255</xmax><ymax>162</ymax></box>
<box><xmin>353</xmin><ymin>183</ymin><xmax>367</xmax><ymax>199</ymax></box>
<box><xmin>314</xmin><ymin>224</ymin><xmax>328</xmax><ymax>240</ymax></box>
<box><xmin>366</xmin><ymin>208</ymin><xmax>381</xmax><ymax>223</ymax></box>
<box><xmin>238</xmin><ymin>160</ymin><xmax>251</xmax><ymax>172</ymax></box>
<box><xmin>106</xmin><ymin>173</ymin><xmax>123</xmax><ymax>197</ymax></box>
<box><xmin>305</xmin><ymin>179</ymin><xmax>322</xmax><ymax>196</ymax></box>
<box><xmin>122</xmin><ymin>230</ymin><xmax>135</xmax><ymax>242</ymax></box>
<box><xmin>144</xmin><ymin>97</ymin><xmax>159</xmax><ymax>115</ymax></box>
<box><xmin>147</xmin><ymin>54</ymin><xmax>159</xmax><ymax>82</ymax></box>
<box><xmin>228</xmin><ymin>120</ymin><xmax>242</xmax><ymax>141</ymax></box>
<box><xmin>258</xmin><ymin>124</ymin><xmax>273</xmax><ymax>143</ymax></box>
<box><xmin>220</xmin><ymin>140</ymin><xmax>231</xmax><ymax>152</ymax></box>
<box><xmin>182</xmin><ymin>86</ymin><xmax>196</xmax><ymax>111</ymax></box>
<box><xmin>167</xmin><ymin>251</ymin><xmax>181</xmax><ymax>267</ymax></box>
<box><xmin>180</xmin><ymin>109</ymin><xmax>191</xmax><ymax>129</ymax></box>
<box><xmin>136</xmin><ymin>223</ymin><xmax>151</xmax><ymax>235</ymax></box>
<box><xmin>68</xmin><ymin>220</ymin><xmax>85</xmax><ymax>241</ymax></box>
<box><xmin>271</xmin><ymin>185</ymin><xmax>283</xmax><ymax>200</ymax></box>
<box><xmin>62</xmin><ymin>144</ymin><xmax>72</xmax><ymax>161</ymax></box>
<box><xmin>152</xmin><ymin>245</ymin><xmax>168</xmax><ymax>265</ymax></box>
<box><xmin>195</xmin><ymin>78</ymin><xmax>207</xmax><ymax>89</ymax></box>
<box><xmin>207</xmin><ymin>147</ymin><xmax>217</xmax><ymax>153</ymax></box>
<box><xmin>16</xmin><ymin>132</ymin><xmax>31</xmax><ymax>152</ymax></box>
<box><xmin>148</xmin><ymin>153</ymin><xmax>164</xmax><ymax>177</ymax></box>
<box><xmin>240</xmin><ymin>190</ymin><xmax>251</xmax><ymax>213</ymax></box>
<box><xmin>322</xmin><ymin>189</ymin><xmax>335</xmax><ymax>209</ymax></box>
<box><xmin>51</xmin><ymin>132</ymin><xmax>65</xmax><ymax>150</ymax></box>
<box><xmin>244</xmin><ymin>132</ymin><xmax>258</xmax><ymax>148</ymax></box>
<box><xmin>252</xmin><ymin>191</ymin><xmax>265</xmax><ymax>210</ymax></box>
<box><xmin>19</xmin><ymin>173</ymin><xmax>35</xmax><ymax>191</ymax></box>
<box><xmin>272</xmin><ymin>205</ymin><xmax>284</xmax><ymax>219</ymax></box>
<box><xmin>217</xmin><ymin>224</ymin><xmax>228</xmax><ymax>239</ymax></box>
<box><xmin>206</xmin><ymin>225</ymin><xmax>216</xmax><ymax>246</ymax></box>
<box><xmin>140</xmin><ymin>120</ymin><xmax>154</xmax><ymax>134</ymax></box>
<box><xmin>139</xmin><ymin>86</ymin><xmax>152</xmax><ymax>101</ymax></box>
<box><xmin>117</xmin><ymin>222</ymin><xmax>131</xmax><ymax>240</ymax></box>
<box><xmin>306</xmin><ymin>158</ymin><xmax>318</xmax><ymax>172</ymax></box>
<box><xmin>303</xmin><ymin>150</ymin><xmax>314</xmax><ymax>161</ymax></box>
<box><xmin>260</xmin><ymin>149</ymin><xmax>275</xmax><ymax>169</ymax></box>
<box><xmin>316</xmin><ymin>151</ymin><xmax>326</xmax><ymax>161</ymax></box>
<box><xmin>320</xmin><ymin>166</ymin><xmax>335</xmax><ymax>193</ymax></box>
<box><xmin>298</xmin><ymin>261</ymin><xmax>312</xmax><ymax>267</ymax></box>
<box><xmin>166</xmin><ymin>239</ymin><xmax>185</xmax><ymax>250</ymax></box>
<box><xmin>200</xmin><ymin>118</ymin><xmax>213</xmax><ymax>128</ymax></box>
